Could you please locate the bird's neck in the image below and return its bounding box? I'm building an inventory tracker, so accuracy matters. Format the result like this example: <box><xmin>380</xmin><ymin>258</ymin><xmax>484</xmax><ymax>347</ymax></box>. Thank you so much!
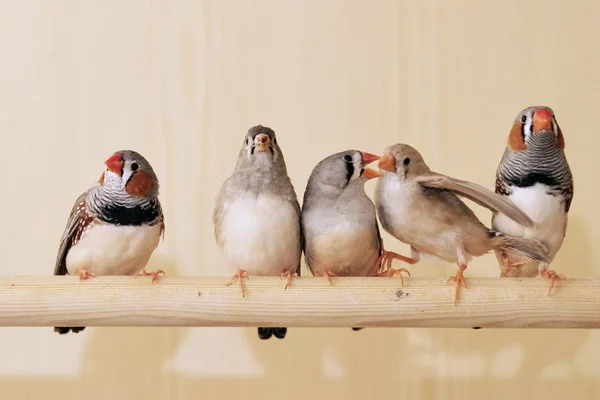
<box><xmin>499</xmin><ymin>144</ymin><xmax>571</xmax><ymax>190</ymax></box>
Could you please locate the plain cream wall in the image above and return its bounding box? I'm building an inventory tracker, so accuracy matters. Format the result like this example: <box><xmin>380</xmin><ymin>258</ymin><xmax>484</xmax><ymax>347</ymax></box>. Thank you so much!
<box><xmin>0</xmin><ymin>0</ymin><xmax>598</xmax><ymax>399</ymax></box>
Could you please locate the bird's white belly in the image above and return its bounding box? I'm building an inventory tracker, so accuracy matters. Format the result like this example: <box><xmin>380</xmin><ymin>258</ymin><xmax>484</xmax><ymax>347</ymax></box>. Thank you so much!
<box><xmin>492</xmin><ymin>184</ymin><xmax>567</xmax><ymax>260</ymax></box>
<box><xmin>66</xmin><ymin>222</ymin><xmax>162</xmax><ymax>276</ymax></box>
<box><xmin>308</xmin><ymin>224</ymin><xmax>379</xmax><ymax>277</ymax></box>
<box><xmin>220</xmin><ymin>195</ymin><xmax>301</xmax><ymax>276</ymax></box>
<box><xmin>377</xmin><ymin>179</ymin><xmax>413</xmax><ymax>240</ymax></box>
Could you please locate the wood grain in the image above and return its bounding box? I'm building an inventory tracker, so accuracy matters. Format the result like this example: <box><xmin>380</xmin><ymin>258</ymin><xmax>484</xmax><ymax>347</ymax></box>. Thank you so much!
<box><xmin>0</xmin><ymin>276</ymin><xmax>598</xmax><ymax>328</ymax></box>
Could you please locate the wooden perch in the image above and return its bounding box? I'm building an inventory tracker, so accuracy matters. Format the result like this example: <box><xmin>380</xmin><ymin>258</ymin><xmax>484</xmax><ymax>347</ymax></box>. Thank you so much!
<box><xmin>0</xmin><ymin>276</ymin><xmax>598</xmax><ymax>329</ymax></box>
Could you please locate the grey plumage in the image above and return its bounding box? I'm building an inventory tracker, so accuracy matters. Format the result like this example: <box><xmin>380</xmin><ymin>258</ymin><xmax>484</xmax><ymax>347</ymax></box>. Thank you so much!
<box><xmin>301</xmin><ymin>150</ymin><xmax>385</xmax><ymax>332</ymax></box>
<box><xmin>415</xmin><ymin>174</ymin><xmax>535</xmax><ymax>229</ymax></box>
<box><xmin>301</xmin><ymin>150</ymin><xmax>382</xmax><ymax>278</ymax></box>
<box><xmin>213</xmin><ymin>125</ymin><xmax>302</xmax><ymax>340</ymax></box>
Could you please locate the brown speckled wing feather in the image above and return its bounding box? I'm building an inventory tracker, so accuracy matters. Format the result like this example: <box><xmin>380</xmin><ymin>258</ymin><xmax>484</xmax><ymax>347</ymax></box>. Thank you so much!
<box><xmin>494</xmin><ymin>174</ymin><xmax>511</xmax><ymax>197</ymax></box>
<box><xmin>53</xmin><ymin>192</ymin><xmax>95</xmax><ymax>276</ymax></box>
<box><xmin>415</xmin><ymin>173</ymin><xmax>535</xmax><ymax>229</ymax></box>
<box><xmin>563</xmin><ymin>181</ymin><xmax>574</xmax><ymax>213</ymax></box>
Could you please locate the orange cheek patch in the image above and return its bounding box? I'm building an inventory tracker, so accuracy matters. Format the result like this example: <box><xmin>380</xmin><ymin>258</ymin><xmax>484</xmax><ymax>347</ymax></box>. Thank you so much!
<box><xmin>98</xmin><ymin>172</ymin><xmax>105</xmax><ymax>186</ymax></box>
<box><xmin>556</xmin><ymin>126</ymin><xmax>565</xmax><ymax>149</ymax></box>
<box><xmin>125</xmin><ymin>171</ymin><xmax>156</xmax><ymax>197</ymax></box>
<box><xmin>507</xmin><ymin>123</ymin><xmax>527</xmax><ymax>151</ymax></box>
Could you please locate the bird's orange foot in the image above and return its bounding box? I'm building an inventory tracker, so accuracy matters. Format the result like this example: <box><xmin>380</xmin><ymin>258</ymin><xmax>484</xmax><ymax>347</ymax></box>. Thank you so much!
<box><xmin>321</xmin><ymin>270</ymin><xmax>336</xmax><ymax>286</ymax></box>
<box><xmin>76</xmin><ymin>269</ymin><xmax>95</xmax><ymax>280</ymax></box>
<box><xmin>500</xmin><ymin>252</ymin><xmax>525</xmax><ymax>272</ymax></box>
<box><xmin>280</xmin><ymin>271</ymin><xmax>299</xmax><ymax>290</ymax></box>
<box><xmin>371</xmin><ymin>243</ymin><xmax>420</xmax><ymax>276</ymax></box>
<box><xmin>540</xmin><ymin>269</ymin><xmax>566</xmax><ymax>296</ymax></box>
<box><xmin>377</xmin><ymin>266</ymin><xmax>411</xmax><ymax>286</ymax></box>
<box><xmin>138</xmin><ymin>269</ymin><xmax>166</xmax><ymax>283</ymax></box>
<box><xmin>226</xmin><ymin>269</ymin><xmax>249</xmax><ymax>298</ymax></box>
<box><xmin>447</xmin><ymin>265</ymin><xmax>468</xmax><ymax>306</ymax></box>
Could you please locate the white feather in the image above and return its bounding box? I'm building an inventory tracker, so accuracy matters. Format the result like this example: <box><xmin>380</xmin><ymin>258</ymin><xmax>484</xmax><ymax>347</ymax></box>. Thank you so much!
<box><xmin>219</xmin><ymin>194</ymin><xmax>300</xmax><ymax>276</ymax></box>
<box><xmin>66</xmin><ymin>223</ymin><xmax>162</xmax><ymax>276</ymax></box>
<box><xmin>492</xmin><ymin>183</ymin><xmax>567</xmax><ymax>262</ymax></box>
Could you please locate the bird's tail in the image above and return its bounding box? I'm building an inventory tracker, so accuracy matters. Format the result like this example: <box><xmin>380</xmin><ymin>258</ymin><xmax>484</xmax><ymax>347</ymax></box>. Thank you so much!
<box><xmin>489</xmin><ymin>231</ymin><xmax>549</xmax><ymax>263</ymax></box>
<box><xmin>257</xmin><ymin>327</ymin><xmax>287</xmax><ymax>340</ymax></box>
<box><xmin>54</xmin><ymin>326</ymin><xmax>86</xmax><ymax>335</ymax></box>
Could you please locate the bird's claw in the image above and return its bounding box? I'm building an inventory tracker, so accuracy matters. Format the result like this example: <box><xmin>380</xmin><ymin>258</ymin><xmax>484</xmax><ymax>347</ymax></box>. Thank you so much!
<box><xmin>377</xmin><ymin>266</ymin><xmax>411</xmax><ymax>286</ymax></box>
<box><xmin>227</xmin><ymin>269</ymin><xmax>249</xmax><ymax>298</ymax></box>
<box><xmin>540</xmin><ymin>269</ymin><xmax>566</xmax><ymax>296</ymax></box>
<box><xmin>280</xmin><ymin>271</ymin><xmax>299</xmax><ymax>290</ymax></box>
<box><xmin>500</xmin><ymin>252</ymin><xmax>525</xmax><ymax>273</ymax></box>
<box><xmin>447</xmin><ymin>266</ymin><xmax>467</xmax><ymax>306</ymax></box>
<box><xmin>321</xmin><ymin>271</ymin><xmax>336</xmax><ymax>286</ymax></box>
<box><xmin>138</xmin><ymin>268</ymin><xmax>166</xmax><ymax>283</ymax></box>
<box><xmin>372</xmin><ymin>249</ymin><xmax>416</xmax><ymax>276</ymax></box>
<box><xmin>76</xmin><ymin>269</ymin><xmax>95</xmax><ymax>280</ymax></box>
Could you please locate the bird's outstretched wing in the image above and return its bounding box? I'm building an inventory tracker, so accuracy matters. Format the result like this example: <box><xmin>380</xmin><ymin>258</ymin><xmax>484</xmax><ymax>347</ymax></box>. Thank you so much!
<box><xmin>415</xmin><ymin>173</ymin><xmax>535</xmax><ymax>229</ymax></box>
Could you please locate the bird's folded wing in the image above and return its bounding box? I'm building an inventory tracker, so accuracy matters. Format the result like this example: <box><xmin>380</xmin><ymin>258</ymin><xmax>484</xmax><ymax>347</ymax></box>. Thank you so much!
<box><xmin>415</xmin><ymin>174</ymin><xmax>535</xmax><ymax>229</ymax></box>
<box><xmin>54</xmin><ymin>191</ymin><xmax>89</xmax><ymax>276</ymax></box>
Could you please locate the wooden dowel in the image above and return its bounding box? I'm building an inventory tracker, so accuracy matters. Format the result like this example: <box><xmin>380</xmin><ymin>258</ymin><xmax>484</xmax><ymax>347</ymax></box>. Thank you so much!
<box><xmin>0</xmin><ymin>276</ymin><xmax>598</xmax><ymax>328</ymax></box>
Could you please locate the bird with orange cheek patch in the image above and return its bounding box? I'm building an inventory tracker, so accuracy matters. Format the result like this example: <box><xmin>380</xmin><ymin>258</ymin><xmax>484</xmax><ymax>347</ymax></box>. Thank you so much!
<box><xmin>53</xmin><ymin>150</ymin><xmax>165</xmax><ymax>334</ymax></box>
<box><xmin>373</xmin><ymin>143</ymin><xmax>549</xmax><ymax>305</ymax></box>
<box><xmin>492</xmin><ymin>106</ymin><xmax>574</xmax><ymax>295</ymax></box>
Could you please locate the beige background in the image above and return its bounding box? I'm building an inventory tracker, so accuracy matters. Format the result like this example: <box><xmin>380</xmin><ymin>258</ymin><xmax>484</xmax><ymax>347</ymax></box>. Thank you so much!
<box><xmin>0</xmin><ymin>0</ymin><xmax>598</xmax><ymax>399</ymax></box>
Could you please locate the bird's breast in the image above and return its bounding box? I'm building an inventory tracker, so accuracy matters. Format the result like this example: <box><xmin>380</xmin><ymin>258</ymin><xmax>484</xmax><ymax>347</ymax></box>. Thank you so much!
<box><xmin>66</xmin><ymin>221</ymin><xmax>162</xmax><ymax>275</ymax></box>
<box><xmin>219</xmin><ymin>194</ymin><xmax>301</xmax><ymax>275</ymax></box>
<box><xmin>307</xmin><ymin>223</ymin><xmax>379</xmax><ymax>277</ymax></box>
<box><xmin>375</xmin><ymin>178</ymin><xmax>417</xmax><ymax>239</ymax></box>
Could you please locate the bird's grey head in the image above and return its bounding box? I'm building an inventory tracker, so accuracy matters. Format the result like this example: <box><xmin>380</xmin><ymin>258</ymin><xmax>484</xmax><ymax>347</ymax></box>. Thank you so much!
<box><xmin>236</xmin><ymin>125</ymin><xmax>286</xmax><ymax>170</ymax></box>
<box><xmin>307</xmin><ymin>150</ymin><xmax>382</xmax><ymax>194</ymax></box>
<box><xmin>378</xmin><ymin>143</ymin><xmax>430</xmax><ymax>180</ymax></box>
<box><xmin>101</xmin><ymin>149</ymin><xmax>160</xmax><ymax>200</ymax></box>
<box><xmin>508</xmin><ymin>106</ymin><xmax>565</xmax><ymax>151</ymax></box>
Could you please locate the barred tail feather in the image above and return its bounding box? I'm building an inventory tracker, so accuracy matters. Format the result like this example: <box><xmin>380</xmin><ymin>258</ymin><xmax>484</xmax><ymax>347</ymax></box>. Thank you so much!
<box><xmin>490</xmin><ymin>231</ymin><xmax>550</xmax><ymax>263</ymax></box>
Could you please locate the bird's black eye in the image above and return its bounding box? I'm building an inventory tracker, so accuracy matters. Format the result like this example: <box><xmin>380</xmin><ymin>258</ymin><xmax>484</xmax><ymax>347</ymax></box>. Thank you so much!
<box><xmin>343</xmin><ymin>155</ymin><xmax>353</xmax><ymax>163</ymax></box>
<box><xmin>131</xmin><ymin>162</ymin><xmax>139</xmax><ymax>172</ymax></box>
<box><xmin>403</xmin><ymin>157</ymin><xmax>410</xmax><ymax>166</ymax></box>
<box><xmin>521</xmin><ymin>115</ymin><xmax>527</xmax><ymax>123</ymax></box>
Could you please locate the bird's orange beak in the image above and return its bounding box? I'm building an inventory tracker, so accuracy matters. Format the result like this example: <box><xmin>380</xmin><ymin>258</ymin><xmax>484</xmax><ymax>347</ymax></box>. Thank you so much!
<box><xmin>104</xmin><ymin>153</ymin><xmax>124</xmax><ymax>175</ymax></box>
<box><xmin>361</xmin><ymin>152</ymin><xmax>380</xmax><ymax>165</ymax></box>
<box><xmin>254</xmin><ymin>133</ymin><xmax>271</xmax><ymax>152</ymax></box>
<box><xmin>362</xmin><ymin>167</ymin><xmax>383</xmax><ymax>179</ymax></box>
<box><xmin>533</xmin><ymin>109</ymin><xmax>552</xmax><ymax>132</ymax></box>
<box><xmin>377</xmin><ymin>152</ymin><xmax>396</xmax><ymax>172</ymax></box>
